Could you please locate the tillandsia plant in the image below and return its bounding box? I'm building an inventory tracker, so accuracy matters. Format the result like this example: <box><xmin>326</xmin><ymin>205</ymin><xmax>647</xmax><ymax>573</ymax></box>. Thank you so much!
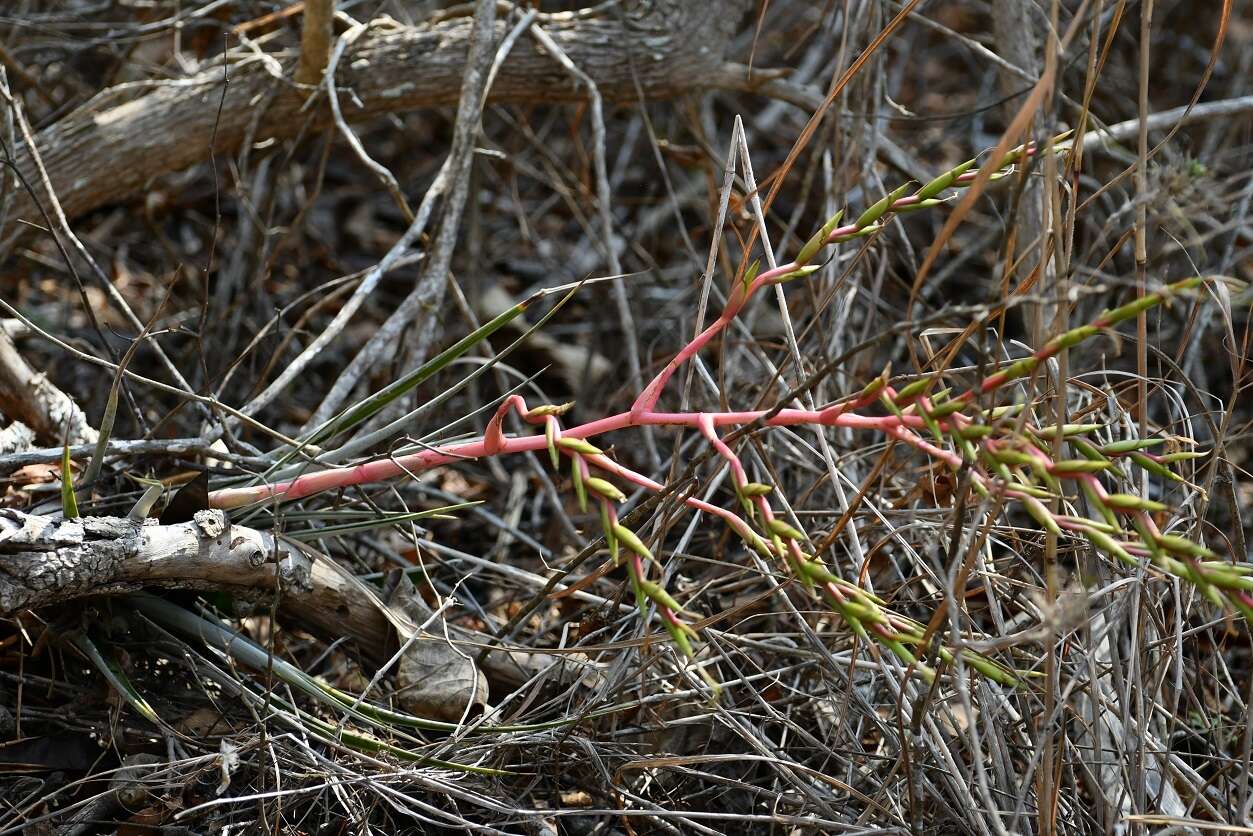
<box><xmin>209</xmin><ymin>136</ymin><xmax>1234</xmax><ymax>690</ymax></box>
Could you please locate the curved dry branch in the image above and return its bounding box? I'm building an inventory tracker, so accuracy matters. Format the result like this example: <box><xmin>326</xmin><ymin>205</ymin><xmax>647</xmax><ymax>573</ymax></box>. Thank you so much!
<box><xmin>0</xmin><ymin>509</ymin><xmax>549</xmax><ymax>694</ymax></box>
<box><xmin>8</xmin><ymin>1</ymin><xmax>749</xmax><ymax>225</ymax></box>
<box><xmin>0</xmin><ymin>326</ymin><xmax>97</xmax><ymax>445</ymax></box>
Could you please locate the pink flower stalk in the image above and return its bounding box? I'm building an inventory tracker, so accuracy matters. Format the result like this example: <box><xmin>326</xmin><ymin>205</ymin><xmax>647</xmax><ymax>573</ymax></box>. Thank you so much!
<box><xmin>204</xmin><ymin>133</ymin><xmax>1232</xmax><ymax>686</ymax></box>
<box><xmin>209</xmin><ymin>405</ymin><xmax>952</xmax><ymax>509</ymax></box>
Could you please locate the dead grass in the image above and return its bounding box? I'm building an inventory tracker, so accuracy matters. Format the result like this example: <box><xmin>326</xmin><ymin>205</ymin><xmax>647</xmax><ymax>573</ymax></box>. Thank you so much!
<box><xmin>0</xmin><ymin>1</ymin><xmax>1250</xmax><ymax>833</ymax></box>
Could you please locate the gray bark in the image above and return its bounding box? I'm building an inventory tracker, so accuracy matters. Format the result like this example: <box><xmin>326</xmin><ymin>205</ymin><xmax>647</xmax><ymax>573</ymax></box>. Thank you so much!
<box><xmin>0</xmin><ymin>326</ymin><xmax>97</xmax><ymax>445</ymax></box>
<box><xmin>0</xmin><ymin>508</ymin><xmax>549</xmax><ymax>690</ymax></box>
<box><xmin>7</xmin><ymin>1</ymin><xmax>750</xmax><ymax>225</ymax></box>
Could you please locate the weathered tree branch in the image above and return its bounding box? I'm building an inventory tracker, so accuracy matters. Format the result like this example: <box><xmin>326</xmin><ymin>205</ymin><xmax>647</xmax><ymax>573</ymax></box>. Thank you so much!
<box><xmin>0</xmin><ymin>509</ymin><xmax>554</xmax><ymax>697</ymax></box>
<box><xmin>8</xmin><ymin>1</ymin><xmax>750</xmax><ymax>225</ymax></box>
<box><xmin>0</xmin><ymin>326</ymin><xmax>97</xmax><ymax>445</ymax></box>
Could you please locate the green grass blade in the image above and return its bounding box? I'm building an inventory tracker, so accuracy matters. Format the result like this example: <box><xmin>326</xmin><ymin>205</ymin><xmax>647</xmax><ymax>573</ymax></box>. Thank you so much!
<box><xmin>310</xmin><ymin>298</ymin><xmax>538</xmax><ymax>446</ymax></box>
<box><xmin>81</xmin><ymin>331</ymin><xmax>148</xmax><ymax>494</ymax></box>
<box><xmin>236</xmin><ymin>284</ymin><xmax>582</xmax><ymax>494</ymax></box>
<box><xmin>60</xmin><ymin>443</ymin><xmax>78</xmax><ymax>519</ymax></box>
<box><xmin>71</xmin><ymin>631</ymin><xmax>163</xmax><ymax>727</ymax></box>
<box><xmin>128</xmin><ymin>481</ymin><xmax>165</xmax><ymax>520</ymax></box>
<box><xmin>282</xmin><ymin>501</ymin><xmax>483</xmax><ymax>541</ymax></box>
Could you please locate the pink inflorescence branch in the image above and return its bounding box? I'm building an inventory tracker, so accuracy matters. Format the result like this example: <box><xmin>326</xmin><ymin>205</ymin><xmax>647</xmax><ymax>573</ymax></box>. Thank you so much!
<box><xmin>210</xmin><ymin>138</ymin><xmax>1235</xmax><ymax>688</ymax></box>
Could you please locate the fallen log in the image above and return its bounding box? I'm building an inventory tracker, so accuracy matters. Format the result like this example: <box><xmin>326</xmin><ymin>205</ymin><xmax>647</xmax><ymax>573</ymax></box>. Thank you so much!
<box><xmin>9</xmin><ymin>2</ymin><xmax>750</xmax><ymax>224</ymax></box>
<box><xmin>0</xmin><ymin>508</ymin><xmax>572</xmax><ymax>717</ymax></box>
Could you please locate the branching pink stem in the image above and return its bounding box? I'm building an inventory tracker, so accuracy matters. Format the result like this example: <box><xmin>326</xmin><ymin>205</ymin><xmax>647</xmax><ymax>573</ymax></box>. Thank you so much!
<box><xmin>628</xmin><ymin>163</ymin><xmax>1004</xmax><ymax>415</ymax></box>
<box><xmin>212</xmin><ymin>147</ymin><xmax>1075</xmax><ymax>511</ymax></box>
<box><xmin>209</xmin><ymin>404</ymin><xmax>958</xmax><ymax>509</ymax></box>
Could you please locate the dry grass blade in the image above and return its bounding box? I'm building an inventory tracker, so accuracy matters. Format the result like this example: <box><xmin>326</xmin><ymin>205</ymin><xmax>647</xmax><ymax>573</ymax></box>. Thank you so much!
<box><xmin>0</xmin><ymin>1</ymin><xmax>1248</xmax><ymax>833</ymax></box>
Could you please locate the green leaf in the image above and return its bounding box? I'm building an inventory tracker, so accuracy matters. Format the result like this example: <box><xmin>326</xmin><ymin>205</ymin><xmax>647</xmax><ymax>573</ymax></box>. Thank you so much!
<box><xmin>1155</xmin><ymin>533</ymin><xmax>1217</xmax><ymax>560</ymax></box>
<box><xmin>858</xmin><ymin>367</ymin><xmax>890</xmax><ymax>401</ymax></box>
<box><xmin>1129</xmin><ymin>452</ymin><xmax>1183</xmax><ymax>483</ymax></box>
<box><xmin>740</xmin><ymin>258</ymin><xmax>761</xmax><ymax>298</ymax></box>
<box><xmin>1104</xmin><ymin>493</ymin><xmax>1170</xmax><ymax>513</ymax></box>
<box><xmin>796</xmin><ymin>554</ymin><xmax>839</xmax><ymax>586</ymax></box>
<box><xmin>894</xmin><ymin>198</ymin><xmax>945</xmax><ymax>214</ymax></box>
<box><xmin>586</xmin><ymin>477</ymin><xmax>626</xmax><ymax>503</ymax></box>
<box><xmin>311</xmin><ymin>289</ymin><xmax>562</xmax><ymax>447</ymax></box>
<box><xmin>1021</xmin><ymin>495</ymin><xmax>1061</xmax><ymax>536</ymax></box>
<box><xmin>987</xmin><ymin>447</ymin><xmax>1036</xmax><ymax>468</ymax></box>
<box><xmin>60</xmin><ymin>444</ymin><xmax>78</xmax><ymax>519</ymax></box>
<box><xmin>663</xmin><ymin>617</ymin><xmax>697</xmax><ymax>660</ymax></box>
<box><xmin>894</xmin><ymin>375</ymin><xmax>935</xmax><ymax>403</ymax></box>
<box><xmin>855</xmin><ymin>183</ymin><xmax>912</xmax><ymax>228</ymax></box>
<box><xmin>1084</xmin><ymin>528</ymin><xmax>1136</xmax><ymax>568</ymax></box>
<box><xmin>601</xmin><ymin>502</ymin><xmax>619</xmax><ymax>564</ymax></box>
<box><xmin>1047</xmin><ymin>324</ymin><xmax>1100</xmax><ymax>352</ymax></box>
<box><xmin>773</xmin><ymin>264</ymin><xmax>822</xmax><ymax>283</ymax></box>
<box><xmin>915</xmin><ymin>159</ymin><xmax>976</xmax><ymax>200</ymax></box>
<box><xmin>82</xmin><ymin>331</ymin><xmax>148</xmax><ymax>494</ymax></box>
<box><xmin>641</xmin><ymin>581</ymin><xmax>689</xmax><ymax>616</ymax></box>
<box><xmin>1004</xmin><ymin>481</ymin><xmax>1055</xmax><ymax>499</ymax></box>
<box><xmin>766</xmin><ymin>518</ymin><xmax>806</xmax><ymax>541</ymax></box>
<box><xmin>71</xmin><ymin>631</ymin><xmax>162</xmax><ymax>727</ymax></box>
<box><xmin>1050</xmin><ymin>459</ymin><xmax>1112</xmax><ymax>474</ymax></box>
<box><xmin>795</xmin><ymin>209</ymin><xmax>844</xmax><ymax>266</ymax></box>
<box><xmin>925</xmin><ymin>399</ymin><xmax>967</xmax><ymax>419</ymax></box>
<box><xmin>1101</xmin><ymin>438</ymin><xmax>1165</xmax><ymax>455</ymax></box>
<box><xmin>984</xmin><ymin>403</ymin><xmax>1025</xmax><ymax>420</ymax></box>
<box><xmin>572</xmin><ymin>457</ymin><xmax>588</xmax><ymax>512</ymax></box>
<box><xmin>557</xmin><ymin>437</ymin><xmax>602</xmax><ymax>456</ymax></box>
<box><xmin>1158</xmin><ymin>451</ymin><xmax>1207</xmax><ymax>464</ymax></box>
<box><xmin>613</xmin><ymin>524</ymin><xmax>654</xmax><ymax>560</ymax></box>
<box><xmin>1098</xmin><ymin>278</ymin><xmax>1203</xmax><ymax>328</ymax></box>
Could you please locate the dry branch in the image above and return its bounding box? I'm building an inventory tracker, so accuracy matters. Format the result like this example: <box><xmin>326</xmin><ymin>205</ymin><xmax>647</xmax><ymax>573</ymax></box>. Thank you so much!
<box><xmin>0</xmin><ymin>508</ymin><xmax>551</xmax><ymax>694</ymax></box>
<box><xmin>294</xmin><ymin>0</ymin><xmax>336</xmax><ymax>86</ymax></box>
<box><xmin>8</xmin><ymin>1</ymin><xmax>749</xmax><ymax>225</ymax></box>
<box><xmin>0</xmin><ymin>326</ymin><xmax>96</xmax><ymax>445</ymax></box>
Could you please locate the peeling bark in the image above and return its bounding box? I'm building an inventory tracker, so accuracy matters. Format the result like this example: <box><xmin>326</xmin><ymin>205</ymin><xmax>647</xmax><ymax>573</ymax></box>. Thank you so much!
<box><xmin>0</xmin><ymin>509</ymin><xmax>554</xmax><ymax>692</ymax></box>
<box><xmin>0</xmin><ymin>509</ymin><xmax>288</xmax><ymax>615</ymax></box>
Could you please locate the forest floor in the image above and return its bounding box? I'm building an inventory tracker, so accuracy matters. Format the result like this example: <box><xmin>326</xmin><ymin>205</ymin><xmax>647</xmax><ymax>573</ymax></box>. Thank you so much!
<box><xmin>0</xmin><ymin>1</ymin><xmax>1251</xmax><ymax>833</ymax></box>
